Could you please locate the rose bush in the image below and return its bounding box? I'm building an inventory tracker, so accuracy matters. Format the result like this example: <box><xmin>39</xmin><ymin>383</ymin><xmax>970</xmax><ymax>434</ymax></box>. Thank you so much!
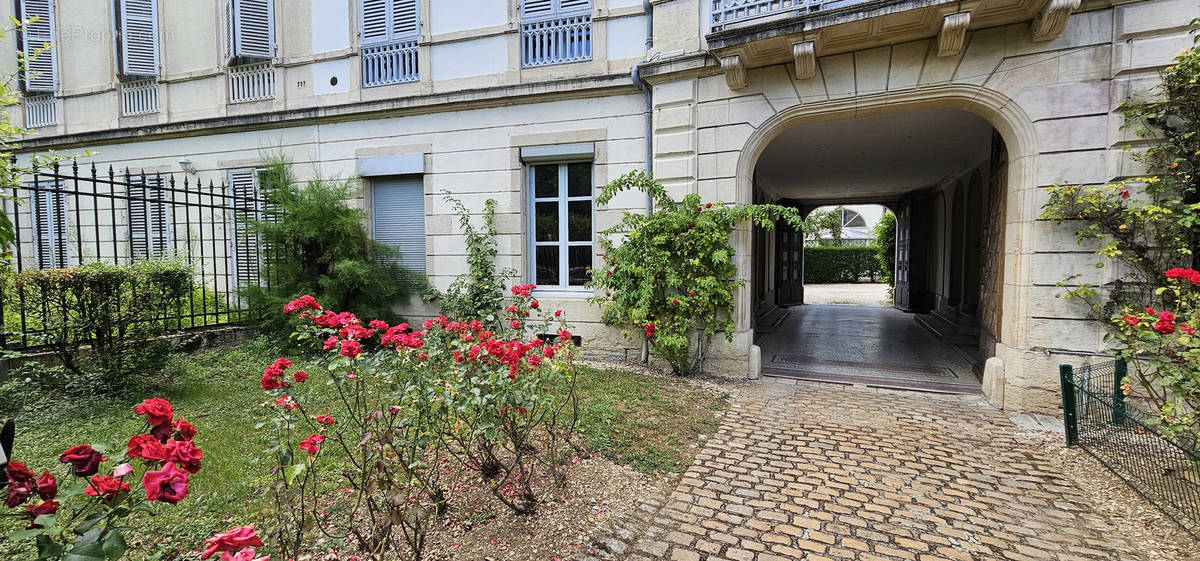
<box><xmin>2</xmin><ymin>398</ymin><xmax>201</xmax><ymax>560</ymax></box>
<box><xmin>1111</xmin><ymin>268</ymin><xmax>1200</xmax><ymax>437</ymax></box>
<box><xmin>256</xmin><ymin>288</ymin><xmax>579</xmax><ymax>560</ymax></box>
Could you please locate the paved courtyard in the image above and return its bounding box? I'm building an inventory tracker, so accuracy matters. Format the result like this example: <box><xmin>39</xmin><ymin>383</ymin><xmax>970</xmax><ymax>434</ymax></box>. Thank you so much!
<box><xmin>622</xmin><ymin>378</ymin><xmax>1143</xmax><ymax>561</ymax></box>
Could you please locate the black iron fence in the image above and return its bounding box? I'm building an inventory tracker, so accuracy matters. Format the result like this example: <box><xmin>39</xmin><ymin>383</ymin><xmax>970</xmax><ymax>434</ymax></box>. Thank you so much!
<box><xmin>1</xmin><ymin>158</ymin><xmax>273</xmax><ymax>350</ymax></box>
<box><xmin>1060</xmin><ymin>360</ymin><xmax>1200</xmax><ymax>539</ymax></box>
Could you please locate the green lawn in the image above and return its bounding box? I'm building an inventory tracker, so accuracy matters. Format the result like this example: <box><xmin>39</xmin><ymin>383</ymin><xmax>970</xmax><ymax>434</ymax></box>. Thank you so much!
<box><xmin>0</xmin><ymin>339</ymin><xmax>727</xmax><ymax>559</ymax></box>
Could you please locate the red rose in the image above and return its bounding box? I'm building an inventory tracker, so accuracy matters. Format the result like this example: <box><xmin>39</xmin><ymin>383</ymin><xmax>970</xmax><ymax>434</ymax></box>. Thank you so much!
<box><xmin>151</xmin><ymin>422</ymin><xmax>173</xmax><ymax>443</ymax></box>
<box><xmin>201</xmin><ymin>525</ymin><xmax>265</xmax><ymax>560</ymax></box>
<box><xmin>530</xmin><ymin>300</ymin><xmax>540</xmax><ymax>309</ymax></box>
<box><xmin>134</xmin><ymin>398</ymin><xmax>174</xmax><ymax>427</ymax></box>
<box><xmin>705</xmin><ymin>203</ymin><xmax>712</xmax><ymax>208</ymax></box>
<box><xmin>510</xmin><ymin>320</ymin><xmax>522</xmax><ymax>329</ymax></box>
<box><xmin>368</xmin><ymin>319</ymin><xmax>389</xmax><ymax>331</ymax></box>
<box><xmin>25</xmin><ymin>500</ymin><xmax>58</xmax><ymax>518</ymax></box>
<box><xmin>85</xmin><ymin>475</ymin><xmax>131</xmax><ymax>501</ymax></box>
<box><xmin>1155</xmin><ymin>320</ymin><xmax>1176</xmax><ymax>335</ymax></box>
<box><xmin>1123</xmin><ymin>315</ymin><xmax>1139</xmax><ymax>326</ymax></box>
<box><xmin>672</xmin><ymin>299</ymin><xmax>680</xmax><ymax>306</ymax></box>
<box><xmin>644</xmin><ymin>322</ymin><xmax>656</xmax><ymax>339</ymax></box>
<box><xmin>127</xmin><ymin>434</ymin><xmax>169</xmax><ymax>462</ymax></box>
<box><xmin>340</xmin><ymin>340</ymin><xmax>361</xmax><ymax>358</ymax></box>
<box><xmin>689</xmin><ymin>291</ymin><xmax>697</xmax><ymax>297</ymax></box>
<box><xmin>299</xmin><ymin>434</ymin><xmax>325</xmax><ymax>455</ymax></box>
<box><xmin>314</xmin><ymin>414</ymin><xmax>336</xmax><ymax>426</ymax></box>
<box><xmin>167</xmin><ymin>439</ymin><xmax>204</xmax><ymax>474</ymax></box>
<box><xmin>323</xmin><ymin>336</ymin><xmax>338</xmax><ymax>351</ymax></box>
<box><xmin>59</xmin><ymin>445</ymin><xmax>106</xmax><ymax>477</ymax></box>
<box><xmin>1158</xmin><ymin>311</ymin><xmax>1176</xmax><ymax>323</ymax></box>
<box><xmin>142</xmin><ymin>461</ymin><xmax>189</xmax><ymax>504</ymax></box>
<box><xmin>174</xmin><ymin>418</ymin><xmax>198</xmax><ymax>441</ymax></box>
<box><xmin>219</xmin><ymin>548</ymin><xmax>270</xmax><ymax>561</ymax></box>
<box><xmin>1180</xmin><ymin>324</ymin><xmax>1196</xmax><ymax>335</ymax></box>
<box><xmin>283</xmin><ymin>295</ymin><xmax>320</xmax><ymax>315</ymax></box>
<box><xmin>1119</xmin><ymin>189</ymin><xmax>1130</xmax><ymax>199</ymax></box>
<box><xmin>260</xmin><ymin>373</ymin><xmax>284</xmax><ymax>390</ymax></box>
<box><xmin>35</xmin><ymin>471</ymin><xmax>56</xmax><ymax>501</ymax></box>
<box><xmin>1146</xmin><ymin>306</ymin><xmax>1156</xmax><ymax>315</ymax></box>
<box><xmin>292</xmin><ymin>370</ymin><xmax>308</xmax><ymax>383</ymax></box>
<box><xmin>5</xmin><ymin>462</ymin><xmax>36</xmax><ymax>507</ymax></box>
<box><xmin>554</xmin><ymin>309</ymin><xmax>562</xmax><ymax>317</ymax></box>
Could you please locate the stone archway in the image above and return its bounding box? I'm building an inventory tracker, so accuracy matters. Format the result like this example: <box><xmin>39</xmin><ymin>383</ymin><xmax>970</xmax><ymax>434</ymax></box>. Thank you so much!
<box><xmin>733</xmin><ymin>85</ymin><xmax>1039</xmax><ymax>401</ymax></box>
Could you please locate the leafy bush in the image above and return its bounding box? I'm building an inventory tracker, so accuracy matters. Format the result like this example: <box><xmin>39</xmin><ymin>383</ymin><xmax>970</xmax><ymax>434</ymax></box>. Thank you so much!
<box><xmin>804</xmin><ymin>207</ymin><xmax>844</xmax><ymax>246</ymax></box>
<box><xmin>588</xmin><ymin>171</ymin><xmax>804</xmax><ymax>375</ymax></box>
<box><xmin>1110</xmin><ymin>268</ymin><xmax>1200</xmax><ymax>437</ymax></box>
<box><xmin>2</xmin><ymin>397</ymin><xmax>205</xmax><ymax>561</ymax></box>
<box><xmin>11</xmin><ymin>259</ymin><xmax>193</xmax><ymax>392</ymax></box>
<box><xmin>258</xmin><ymin>289</ymin><xmax>579</xmax><ymax>560</ymax></box>
<box><xmin>243</xmin><ymin>158</ymin><xmax>420</xmax><ymax>332</ymax></box>
<box><xmin>804</xmin><ymin>246</ymin><xmax>884</xmax><ymax>284</ymax></box>
<box><xmin>875</xmin><ymin>211</ymin><xmax>897</xmax><ymax>285</ymax></box>
<box><xmin>427</xmin><ymin>195</ymin><xmax>515</xmax><ymax>324</ymax></box>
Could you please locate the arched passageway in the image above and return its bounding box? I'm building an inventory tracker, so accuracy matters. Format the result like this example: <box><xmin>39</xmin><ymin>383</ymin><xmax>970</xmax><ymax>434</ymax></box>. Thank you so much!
<box><xmin>748</xmin><ymin>107</ymin><xmax>1007</xmax><ymax>393</ymax></box>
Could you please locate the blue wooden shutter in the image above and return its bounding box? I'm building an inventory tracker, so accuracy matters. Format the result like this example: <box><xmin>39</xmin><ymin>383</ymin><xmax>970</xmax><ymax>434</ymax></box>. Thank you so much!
<box><xmin>129</xmin><ymin>175</ymin><xmax>171</xmax><ymax>260</ymax></box>
<box><xmin>32</xmin><ymin>182</ymin><xmax>68</xmax><ymax>269</ymax></box>
<box><xmin>558</xmin><ymin>0</ymin><xmax>592</xmax><ymax>15</ymax></box>
<box><xmin>520</xmin><ymin>0</ymin><xmax>554</xmax><ymax>20</ymax></box>
<box><xmin>371</xmin><ymin>177</ymin><xmax>425</xmax><ymax>284</ymax></box>
<box><xmin>228</xmin><ymin>168</ymin><xmax>261</xmax><ymax>288</ymax></box>
<box><xmin>361</xmin><ymin>0</ymin><xmax>418</xmax><ymax>44</ymax></box>
<box><xmin>19</xmin><ymin>0</ymin><xmax>57</xmax><ymax>92</ymax></box>
<box><xmin>231</xmin><ymin>0</ymin><xmax>275</xmax><ymax>60</ymax></box>
<box><xmin>117</xmin><ymin>0</ymin><xmax>159</xmax><ymax>76</ymax></box>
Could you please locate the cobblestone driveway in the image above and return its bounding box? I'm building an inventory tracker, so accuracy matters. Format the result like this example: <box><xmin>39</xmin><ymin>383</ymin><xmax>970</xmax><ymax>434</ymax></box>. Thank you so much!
<box><xmin>619</xmin><ymin>378</ymin><xmax>1143</xmax><ymax>561</ymax></box>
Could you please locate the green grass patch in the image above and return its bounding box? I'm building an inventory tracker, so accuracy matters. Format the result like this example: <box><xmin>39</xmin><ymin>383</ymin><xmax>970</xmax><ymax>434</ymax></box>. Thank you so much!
<box><xmin>0</xmin><ymin>340</ymin><xmax>727</xmax><ymax>559</ymax></box>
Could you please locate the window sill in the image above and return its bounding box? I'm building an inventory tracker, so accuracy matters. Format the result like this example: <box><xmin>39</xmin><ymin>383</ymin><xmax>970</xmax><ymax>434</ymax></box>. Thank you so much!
<box><xmin>532</xmin><ymin>287</ymin><xmax>593</xmax><ymax>299</ymax></box>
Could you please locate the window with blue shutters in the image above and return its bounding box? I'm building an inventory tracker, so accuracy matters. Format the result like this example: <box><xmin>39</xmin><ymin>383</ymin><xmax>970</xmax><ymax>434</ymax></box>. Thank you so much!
<box><xmin>30</xmin><ymin>181</ymin><xmax>69</xmax><ymax>269</ymax></box>
<box><xmin>371</xmin><ymin>176</ymin><xmax>426</xmax><ymax>287</ymax></box>
<box><xmin>115</xmin><ymin>0</ymin><xmax>159</xmax><ymax>77</ymax></box>
<box><xmin>360</xmin><ymin>0</ymin><xmax>420</xmax><ymax>87</ymax></box>
<box><xmin>228</xmin><ymin>168</ymin><xmax>263</xmax><ymax>289</ymax></box>
<box><xmin>520</xmin><ymin>0</ymin><xmax>592</xmax><ymax>68</ymax></box>
<box><xmin>128</xmin><ymin>174</ymin><xmax>171</xmax><ymax>260</ymax></box>
<box><xmin>226</xmin><ymin>0</ymin><xmax>275</xmax><ymax>64</ymax></box>
<box><xmin>17</xmin><ymin>0</ymin><xmax>57</xmax><ymax>93</ymax></box>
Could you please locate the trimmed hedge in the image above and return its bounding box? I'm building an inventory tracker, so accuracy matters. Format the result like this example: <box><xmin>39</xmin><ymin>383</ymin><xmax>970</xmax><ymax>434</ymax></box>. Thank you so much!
<box><xmin>804</xmin><ymin>246</ymin><xmax>885</xmax><ymax>283</ymax></box>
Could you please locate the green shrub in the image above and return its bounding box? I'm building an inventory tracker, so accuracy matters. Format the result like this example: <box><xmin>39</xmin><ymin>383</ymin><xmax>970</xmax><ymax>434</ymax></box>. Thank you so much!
<box><xmin>11</xmin><ymin>259</ymin><xmax>193</xmax><ymax>392</ymax></box>
<box><xmin>427</xmin><ymin>195</ymin><xmax>515</xmax><ymax>324</ymax></box>
<box><xmin>242</xmin><ymin>157</ymin><xmax>421</xmax><ymax>332</ymax></box>
<box><xmin>804</xmin><ymin>246</ymin><xmax>884</xmax><ymax>284</ymax></box>
<box><xmin>589</xmin><ymin>171</ymin><xmax>804</xmax><ymax>375</ymax></box>
<box><xmin>875</xmin><ymin>211</ymin><xmax>897</xmax><ymax>285</ymax></box>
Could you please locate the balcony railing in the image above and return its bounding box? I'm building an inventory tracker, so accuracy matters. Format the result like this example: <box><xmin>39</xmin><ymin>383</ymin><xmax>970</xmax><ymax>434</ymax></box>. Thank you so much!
<box><xmin>121</xmin><ymin>79</ymin><xmax>160</xmax><ymax>116</ymax></box>
<box><xmin>228</xmin><ymin>62</ymin><xmax>275</xmax><ymax>103</ymax></box>
<box><xmin>710</xmin><ymin>0</ymin><xmax>875</xmax><ymax>30</ymax></box>
<box><xmin>24</xmin><ymin>95</ymin><xmax>57</xmax><ymax>128</ymax></box>
<box><xmin>362</xmin><ymin>39</ymin><xmax>419</xmax><ymax>88</ymax></box>
<box><xmin>521</xmin><ymin>15</ymin><xmax>592</xmax><ymax>68</ymax></box>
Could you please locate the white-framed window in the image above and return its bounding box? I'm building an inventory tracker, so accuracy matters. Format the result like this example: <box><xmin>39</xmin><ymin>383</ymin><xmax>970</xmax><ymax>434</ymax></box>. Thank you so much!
<box><xmin>17</xmin><ymin>0</ymin><xmax>57</xmax><ymax>93</ymax></box>
<box><xmin>360</xmin><ymin>0</ymin><xmax>420</xmax><ymax>87</ymax></box>
<box><xmin>225</xmin><ymin>0</ymin><xmax>275</xmax><ymax>64</ymax></box>
<box><xmin>520</xmin><ymin>0</ymin><xmax>593</xmax><ymax>68</ymax></box>
<box><xmin>115</xmin><ymin>0</ymin><xmax>159</xmax><ymax>77</ymax></box>
<box><xmin>128</xmin><ymin>174</ymin><xmax>171</xmax><ymax>260</ymax></box>
<box><xmin>371</xmin><ymin>176</ymin><xmax>426</xmax><ymax>288</ymax></box>
<box><xmin>228</xmin><ymin>168</ymin><xmax>262</xmax><ymax>288</ymax></box>
<box><xmin>30</xmin><ymin>181</ymin><xmax>69</xmax><ymax>269</ymax></box>
<box><xmin>527</xmin><ymin>161</ymin><xmax>593</xmax><ymax>289</ymax></box>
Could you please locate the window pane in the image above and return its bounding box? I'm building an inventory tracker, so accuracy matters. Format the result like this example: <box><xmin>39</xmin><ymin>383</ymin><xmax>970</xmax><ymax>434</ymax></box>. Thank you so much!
<box><xmin>535</xmin><ymin>201</ymin><xmax>558</xmax><ymax>242</ymax></box>
<box><xmin>567</xmin><ymin>162</ymin><xmax>591</xmax><ymax>197</ymax></box>
<box><xmin>567</xmin><ymin>200</ymin><xmax>591</xmax><ymax>242</ymax></box>
<box><xmin>534</xmin><ymin>164</ymin><xmax>559</xmax><ymax>199</ymax></box>
<box><xmin>568</xmin><ymin>245</ymin><xmax>591</xmax><ymax>286</ymax></box>
<box><xmin>536</xmin><ymin>246</ymin><xmax>559</xmax><ymax>286</ymax></box>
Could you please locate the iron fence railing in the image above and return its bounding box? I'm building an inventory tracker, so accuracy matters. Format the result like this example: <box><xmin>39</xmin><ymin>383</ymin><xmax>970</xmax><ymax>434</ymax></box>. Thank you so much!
<box><xmin>709</xmin><ymin>0</ymin><xmax>881</xmax><ymax>30</ymax></box>
<box><xmin>362</xmin><ymin>39</ymin><xmax>419</xmax><ymax>87</ymax></box>
<box><xmin>228</xmin><ymin>62</ymin><xmax>275</xmax><ymax>103</ymax></box>
<box><xmin>521</xmin><ymin>15</ymin><xmax>592</xmax><ymax>68</ymax></box>
<box><xmin>1060</xmin><ymin>360</ymin><xmax>1200</xmax><ymax>539</ymax></box>
<box><xmin>121</xmin><ymin>78</ymin><xmax>160</xmax><ymax>116</ymax></box>
<box><xmin>1</xmin><ymin>158</ymin><xmax>275</xmax><ymax>350</ymax></box>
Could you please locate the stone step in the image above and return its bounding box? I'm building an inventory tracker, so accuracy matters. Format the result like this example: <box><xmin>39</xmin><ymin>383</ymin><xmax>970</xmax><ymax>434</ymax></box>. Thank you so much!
<box><xmin>914</xmin><ymin>313</ymin><xmax>979</xmax><ymax>346</ymax></box>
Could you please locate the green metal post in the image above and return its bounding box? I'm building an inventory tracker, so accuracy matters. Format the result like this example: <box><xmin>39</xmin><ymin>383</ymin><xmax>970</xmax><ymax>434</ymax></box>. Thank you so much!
<box><xmin>1059</xmin><ymin>364</ymin><xmax>1078</xmax><ymax>446</ymax></box>
<box><xmin>1112</xmin><ymin>360</ymin><xmax>1127</xmax><ymax>427</ymax></box>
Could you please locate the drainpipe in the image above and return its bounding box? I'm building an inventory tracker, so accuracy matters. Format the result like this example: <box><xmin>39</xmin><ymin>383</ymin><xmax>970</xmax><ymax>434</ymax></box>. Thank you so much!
<box><xmin>631</xmin><ymin>0</ymin><xmax>654</xmax><ymax>364</ymax></box>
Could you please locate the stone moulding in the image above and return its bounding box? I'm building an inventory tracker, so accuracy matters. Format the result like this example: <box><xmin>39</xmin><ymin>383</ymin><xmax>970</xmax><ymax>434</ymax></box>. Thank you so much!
<box><xmin>1031</xmin><ymin>0</ymin><xmax>1080</xmax><ymax>42</ymax></box>
<box><xmin>721</xmin><ymin>54</ymin><xmax>748</xmax><ymax>90</ymax></box>
<box><xmin>792</xmin><ymin>41</ymin><xmax>816</xmax><ymax>80</ymax></box>
<box><xmin>937</xmin><ymin>12</ymin><xmax>971</xmax><ymax>57</ymax></box>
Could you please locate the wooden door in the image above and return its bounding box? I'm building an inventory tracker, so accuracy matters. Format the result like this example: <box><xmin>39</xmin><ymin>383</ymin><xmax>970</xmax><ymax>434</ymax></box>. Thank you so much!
<box><xmin>894</xmin><ymin>203</ymin><xmax>912</xmax><ymax>311</ymax></box>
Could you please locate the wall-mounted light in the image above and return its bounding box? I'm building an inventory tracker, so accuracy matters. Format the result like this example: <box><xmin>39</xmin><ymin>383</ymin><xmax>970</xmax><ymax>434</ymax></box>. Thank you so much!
<box><xmin>178</xmin><ymin>157</ymin><xmax>197</xmax><ymax>175</ymax></box>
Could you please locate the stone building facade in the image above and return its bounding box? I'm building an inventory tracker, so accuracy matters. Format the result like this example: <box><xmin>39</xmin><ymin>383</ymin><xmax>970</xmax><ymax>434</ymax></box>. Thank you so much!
<box><xmin>4</xmin><ymin>0</ymin><xmax>1196</xmax><ymax>413</ymax></box>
